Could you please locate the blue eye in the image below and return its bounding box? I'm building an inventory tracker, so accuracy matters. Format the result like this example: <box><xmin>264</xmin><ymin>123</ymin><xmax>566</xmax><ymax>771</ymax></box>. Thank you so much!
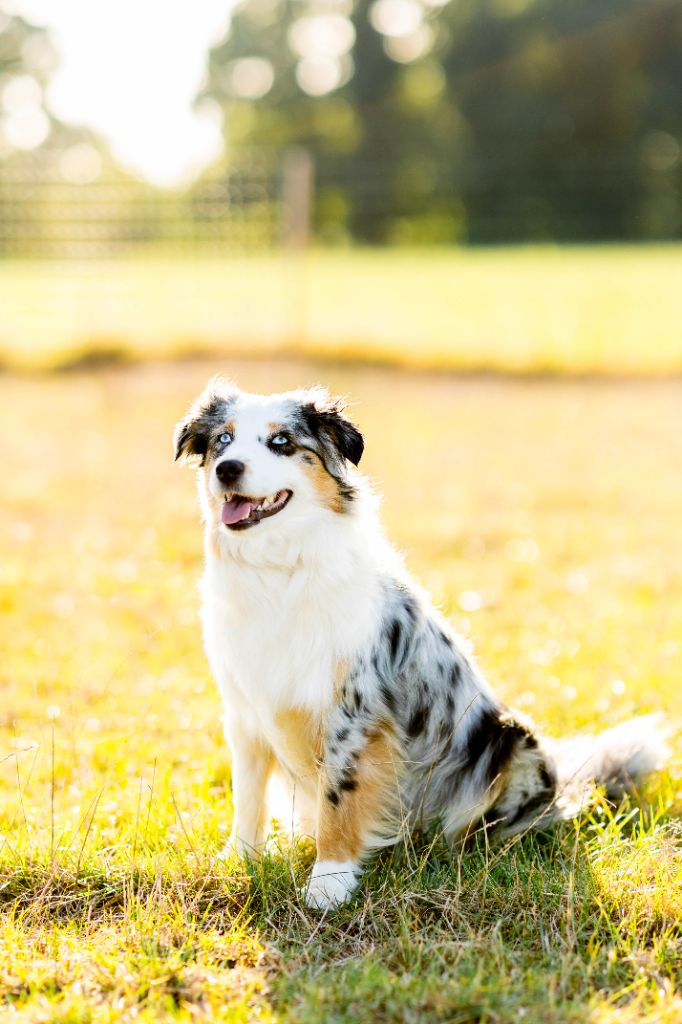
<box><xmin>218</xmin><ymin>432</ymin><xmax>233</xmax><ymax>445</ymax></box>
<box><xmin>271</xmin><ymin>433</ymin><xmax>289</xmax><ymax>446</ymax></box>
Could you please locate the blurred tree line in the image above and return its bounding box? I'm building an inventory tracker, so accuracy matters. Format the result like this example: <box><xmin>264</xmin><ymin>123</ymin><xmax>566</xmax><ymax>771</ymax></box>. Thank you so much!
<box><xmin>202</xmin><ymin>0</ymin><xmax>682</xmax><ymax>243</ymax></box>
<box><xmin>1</xmin><ymin>0</ymin><xmax>680</xmax><ymax>250</ymax></box>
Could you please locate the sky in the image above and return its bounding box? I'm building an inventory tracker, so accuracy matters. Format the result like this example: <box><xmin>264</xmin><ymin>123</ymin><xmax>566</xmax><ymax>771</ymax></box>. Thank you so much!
<box><xmin>10</xmin><ymin>0</ymin><xmax>232</xmax><ymax>185</ymax></box>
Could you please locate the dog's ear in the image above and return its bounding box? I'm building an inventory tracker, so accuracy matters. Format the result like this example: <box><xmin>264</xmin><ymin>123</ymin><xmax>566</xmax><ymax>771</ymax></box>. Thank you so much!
<box><xmin>174</xmin><ymin>416</ymin><xmax>207</xmax><ymax>462</ymax></box>
<box><xmin>301</xmin><ymin>389</ymin><xmax>364</xmax><ymax>467</ymax></box>
<box><xmin>174</xmin><ymin>378</ymin><xmax>238</xmax><ymax>464</ymax></box>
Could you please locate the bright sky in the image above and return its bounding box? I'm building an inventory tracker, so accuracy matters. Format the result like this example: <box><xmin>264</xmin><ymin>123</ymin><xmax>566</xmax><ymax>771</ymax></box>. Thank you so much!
<box><xmin>10</xmin><ymin>0</ymin><xmax>233</xmax><ymax>185</ymax></box>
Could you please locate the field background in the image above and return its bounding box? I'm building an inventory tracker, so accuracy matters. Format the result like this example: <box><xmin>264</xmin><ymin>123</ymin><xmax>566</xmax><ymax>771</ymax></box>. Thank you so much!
<box><xmin>3</xmin><ymin>0</ymin><xmax>682</xmax><ymax>1014</ymax></box>
<box><xmin>2</xmin><ymin>245</ymin><xmax>682</xmax><ymax>374</ymax></box>
<box><xmin>1</xmin><ymin>342</ymin><xmax>681</xmax><ymax>1022</ymax></box>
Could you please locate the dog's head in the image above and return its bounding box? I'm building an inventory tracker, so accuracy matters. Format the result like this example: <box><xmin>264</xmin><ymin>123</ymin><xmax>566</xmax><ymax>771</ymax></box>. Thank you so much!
<box><xmin>174</xmin><ymin>378</ymin><xmax>364</xmax><ymax>534</ymax></box>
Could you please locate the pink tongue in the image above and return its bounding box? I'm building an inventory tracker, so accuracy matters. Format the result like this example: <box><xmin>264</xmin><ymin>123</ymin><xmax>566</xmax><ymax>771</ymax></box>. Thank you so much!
<box><xmin>221</xmin><ymin>497</ymin><xmax>255</xmax><ymax>525</ymax></box>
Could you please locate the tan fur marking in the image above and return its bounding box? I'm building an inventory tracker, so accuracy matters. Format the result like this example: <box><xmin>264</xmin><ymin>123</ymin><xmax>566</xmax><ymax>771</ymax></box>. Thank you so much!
<box><xmin>333</xmin><ymin>659</ymin><xmax>349</xmax><ymax>702</ymax></box>
<box><xmin>317</xmin><ymin>728</ymin><xmax>399</xmax><ymax>861</ymax></box>
<box><xmin>299</xmin><ymin>451</ymin><xmax>345</xmax><ymax>514</ymax></box>
<box><xmin>274</xmin><ymin>708</ymin><xmax>323</xmax><ymax>782</ymax></box>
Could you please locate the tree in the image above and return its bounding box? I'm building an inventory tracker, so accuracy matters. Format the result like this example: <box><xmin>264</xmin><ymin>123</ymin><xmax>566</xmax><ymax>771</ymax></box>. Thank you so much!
<box><xmin>201</xmin><ymin>0</ymin><xmax>682</xmax><ymax>243</ymax></box>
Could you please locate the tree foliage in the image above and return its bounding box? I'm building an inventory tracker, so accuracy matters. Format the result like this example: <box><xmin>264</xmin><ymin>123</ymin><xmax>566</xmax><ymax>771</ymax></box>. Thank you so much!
<box><xmin>203</xmin><ymin>0</ymin><xmax>682</xmax><ymax>242</ymax></box>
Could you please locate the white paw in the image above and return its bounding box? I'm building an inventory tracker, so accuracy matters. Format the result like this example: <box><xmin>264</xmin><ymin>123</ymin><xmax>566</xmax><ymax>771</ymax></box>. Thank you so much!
<box><xmin>303</xmin><ymin>860</ymin><xmax>358</xmax><ymax>911</ymax></box>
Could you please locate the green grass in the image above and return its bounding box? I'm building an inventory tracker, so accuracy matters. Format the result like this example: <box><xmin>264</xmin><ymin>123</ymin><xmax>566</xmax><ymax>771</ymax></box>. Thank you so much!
<box><xmin>1</xmin><ymin>359</ymin><xmax>681</xmax><ymax>1022</ymax></box>
<box><xmin>1</xmin><ymin>245</ymin><xmax>682</xmax><ymax>373</ymax></box>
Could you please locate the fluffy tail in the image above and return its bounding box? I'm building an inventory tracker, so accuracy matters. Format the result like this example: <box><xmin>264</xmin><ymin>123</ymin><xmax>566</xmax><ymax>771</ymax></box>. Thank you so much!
<box><xmin>543</xmin><ymin>713</ymin><xmax>672</xmax><ymax>816</ymax></box>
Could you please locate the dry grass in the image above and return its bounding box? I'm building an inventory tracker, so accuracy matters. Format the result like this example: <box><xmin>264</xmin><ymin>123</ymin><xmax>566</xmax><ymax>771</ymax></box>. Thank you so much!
<box><xmin>0</xmin><ymin>358</ymin><xmax>680</xmax><ymax>1022</ymax></box>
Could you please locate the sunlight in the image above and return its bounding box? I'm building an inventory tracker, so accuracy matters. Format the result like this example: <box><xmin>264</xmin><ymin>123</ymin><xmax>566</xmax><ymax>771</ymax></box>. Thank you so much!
<box><xmin>11</xmin><ymin>0</ymin><xmax>231</xmax><ymax>184</ymax></box>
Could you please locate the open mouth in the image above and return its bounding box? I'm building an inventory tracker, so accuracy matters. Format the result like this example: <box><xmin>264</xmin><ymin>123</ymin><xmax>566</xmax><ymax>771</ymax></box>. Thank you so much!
<box><xmin>221</xmin><ymin>489</ymin><xmax>292</xmax><ymax>530</ymax></box>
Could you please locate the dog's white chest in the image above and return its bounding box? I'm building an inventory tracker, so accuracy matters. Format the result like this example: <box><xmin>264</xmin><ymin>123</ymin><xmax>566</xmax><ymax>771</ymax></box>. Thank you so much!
<box><xmin>200</xmin><ymin>554</ymin><xmax>379</xmax><ymax>725</ymax></box>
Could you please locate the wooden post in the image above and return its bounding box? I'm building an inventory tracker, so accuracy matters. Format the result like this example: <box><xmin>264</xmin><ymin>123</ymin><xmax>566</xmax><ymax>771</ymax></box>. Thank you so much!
<box><xmin>281</xmin><ymin>147</ymin><xmax>314</xmax><ymax>250</ymax></box>
<box><xmin>281</xmin><ymin>148</ymin><xmax>314</xmax><ymax>348</ymax></box>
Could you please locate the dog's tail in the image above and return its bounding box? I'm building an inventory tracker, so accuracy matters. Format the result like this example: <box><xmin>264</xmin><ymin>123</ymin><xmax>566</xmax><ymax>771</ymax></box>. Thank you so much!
<box><xmin>543</xmin><ymin>713</ymin><xmax>672</xmax><ymax>819</ymax></box>
<box><xmin>490</xmin><ymin>713</ymin><xmax>673</xmax><ymax>838</ymax></box>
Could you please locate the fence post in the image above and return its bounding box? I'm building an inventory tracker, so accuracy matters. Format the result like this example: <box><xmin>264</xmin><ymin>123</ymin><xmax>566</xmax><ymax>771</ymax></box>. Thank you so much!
<box><xmin>281</xmin><ymin>147</ymin><xmax>314</xmax><ymax>250</ymax></box>
<box><xmin>281</xmin><ymin>148</ymin><xmax>314</xmax><ymax>347</ymax></box>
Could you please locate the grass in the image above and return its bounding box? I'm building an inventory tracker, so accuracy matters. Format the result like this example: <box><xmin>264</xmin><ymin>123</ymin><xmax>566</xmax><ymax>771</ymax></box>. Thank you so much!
<box><xmin>1</xmin><ymin>244</ymin><xmax>682</xmax><ymax>374</ymax></box>
<box><xmin>1</xmin><ymin>357</ymin><xmax>681</xmax><ymax>1022</ymax></box>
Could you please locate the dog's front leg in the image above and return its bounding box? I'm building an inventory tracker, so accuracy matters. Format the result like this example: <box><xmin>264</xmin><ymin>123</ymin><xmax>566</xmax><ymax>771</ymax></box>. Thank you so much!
<box><xmin>304</xmin><ymin>711</ymin><xmax>399</xmax><ymax>911</ymax></box>
<box><xmin>223</xmin><ymin>728</ymin><xmax>273</xmax><ymax>859</ymax></box>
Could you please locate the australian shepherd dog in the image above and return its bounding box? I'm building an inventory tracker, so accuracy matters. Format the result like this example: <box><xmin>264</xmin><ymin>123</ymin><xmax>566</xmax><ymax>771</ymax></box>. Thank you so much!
<box><xmin>175</xmin><ymin>378</ymin><xmax>667</xmax><ymax>911</ymax></box>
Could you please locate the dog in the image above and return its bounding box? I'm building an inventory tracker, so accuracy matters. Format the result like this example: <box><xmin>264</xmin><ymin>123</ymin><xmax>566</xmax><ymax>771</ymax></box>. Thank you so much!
<box><xmin>175</xmin><ymin>377</ymin><xmax>668</xmax><ymax>911</ymax></box>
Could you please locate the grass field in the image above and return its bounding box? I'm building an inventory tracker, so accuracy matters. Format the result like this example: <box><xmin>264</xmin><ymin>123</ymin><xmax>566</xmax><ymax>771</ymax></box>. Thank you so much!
<box><xmin>1</xmin><ymin>358</ymin><xmax>681</xmax><ymax>1022</ymax></box>
<box><xmin>1</xmin><ymin>245</ymin><xmax>682</xmax><ymax>374</ymax></box>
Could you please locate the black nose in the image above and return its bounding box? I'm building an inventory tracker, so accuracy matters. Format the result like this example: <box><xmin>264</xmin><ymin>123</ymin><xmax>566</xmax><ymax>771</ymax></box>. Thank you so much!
<box><xmin>216</xmin><ymin>459</ymin><xmax>245</xmax><ymax>485</ymax></box>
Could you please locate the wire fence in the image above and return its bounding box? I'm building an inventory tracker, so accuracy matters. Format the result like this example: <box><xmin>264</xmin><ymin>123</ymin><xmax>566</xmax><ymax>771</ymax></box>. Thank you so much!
<box><xmin>0</xmin><ymin>149</ymin><xmax>314</xmax><ymax>366</ymax></box>
<box><xmin>0</xmin><ymin>151</ymin><xmax>288</xmax><ymax>259</ymax></box>
<box><xmin>0</xmin><ymin>147</ymin><xmax>680</xmax><ymax>370</ymax></box>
